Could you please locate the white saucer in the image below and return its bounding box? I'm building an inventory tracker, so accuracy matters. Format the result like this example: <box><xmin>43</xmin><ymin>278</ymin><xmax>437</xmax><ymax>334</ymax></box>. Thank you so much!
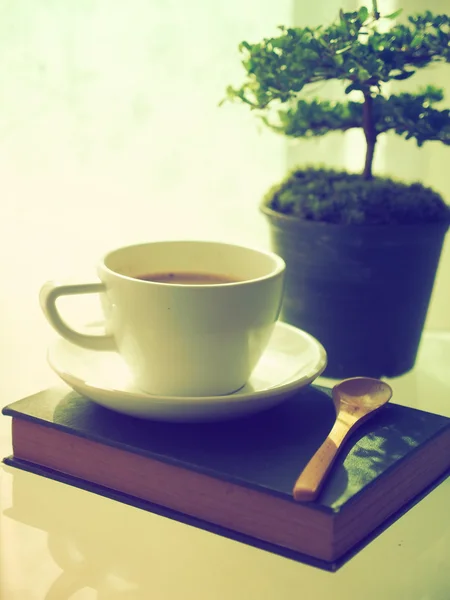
<box><xmin>47</xmin><ymin>321</ymin><xmax>327</xmax><ymax>422</ymax></box>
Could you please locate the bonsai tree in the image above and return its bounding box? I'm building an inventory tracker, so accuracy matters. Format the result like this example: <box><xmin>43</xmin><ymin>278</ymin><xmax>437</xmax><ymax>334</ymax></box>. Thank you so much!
<box><xmin>223</xmin><ymin>3</ymin><xmax>450</xmax><ymax>224</ymax></box>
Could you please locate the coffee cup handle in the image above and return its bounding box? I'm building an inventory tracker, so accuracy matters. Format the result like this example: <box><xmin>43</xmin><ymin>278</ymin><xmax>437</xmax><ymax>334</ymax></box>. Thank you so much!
<box><xmin>39</xmin><ymin>281</ymin><xmax>116</xmax><ymax>351</ymax></box>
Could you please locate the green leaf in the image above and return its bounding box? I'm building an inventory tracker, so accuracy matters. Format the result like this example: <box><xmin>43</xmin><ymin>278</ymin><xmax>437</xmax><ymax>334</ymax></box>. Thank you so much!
<box><xmin>411</xmin><ymin>34</ymin><xmax>423</xmax><ymax>47</ymax></box>
<box><xmin>339</xmin><ymin>9</ymin><xmax>349</xmax><ymax>30</ymax></box>
<box><xmin>238</xmin><ymin>41</ymin><xmax>251</xmax><ymax>52</ymax></box>
<box><xmin>392</xmin><ymin>70</ymin><xmax>415</xmax><ymax>80</ymax></box>
<box><xmin>384</xmin><ymin>9</ymin><xmax>402</xmax><ymax>20</ymax></box>
<box><xmin>269</xmin><ymin>37</ymin><xmax>286</xmax><ymax>48</ymax></box>
<box><xmin>316</xmin><ymin>37</ymin><xmax>329</xmax><ymax>48</ymax></box>
<box><xmin>358</xmin><ymin>6</ymin><xmax>369</xmax><ymax>22</ymax></box>
<box><xmin>358</xmin><ymin>68</ymin><xmax>370</xmax><ymax>79</ymax></box>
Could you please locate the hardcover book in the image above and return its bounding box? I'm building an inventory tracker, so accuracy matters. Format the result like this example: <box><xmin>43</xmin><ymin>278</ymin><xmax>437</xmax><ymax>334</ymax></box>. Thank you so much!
<box><xmin>3</xmin><ymin>385</ymin><xmax>450</xmax><ymax>570</ymax></box>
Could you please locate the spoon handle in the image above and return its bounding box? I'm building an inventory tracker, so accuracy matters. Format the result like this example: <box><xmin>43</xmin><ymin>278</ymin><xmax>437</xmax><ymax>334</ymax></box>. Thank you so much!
<box><xmin>292</xmin><ymin>416</ymin><xmax>354</xmax><ymax>502</ymax></box>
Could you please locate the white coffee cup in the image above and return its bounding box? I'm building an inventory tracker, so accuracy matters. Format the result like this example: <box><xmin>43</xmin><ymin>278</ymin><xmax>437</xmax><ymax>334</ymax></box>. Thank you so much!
<box><xmin>40</xmin><ymin>241</ymin><xmax>285</xmax><ymax>397</ymax></box>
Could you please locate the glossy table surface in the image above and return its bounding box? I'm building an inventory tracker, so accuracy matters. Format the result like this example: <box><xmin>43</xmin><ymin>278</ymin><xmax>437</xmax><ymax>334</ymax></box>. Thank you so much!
<box><xmin>1</xmin><ymin>331</ymin><xmax>449</xmax><ymax>600</ymax></box>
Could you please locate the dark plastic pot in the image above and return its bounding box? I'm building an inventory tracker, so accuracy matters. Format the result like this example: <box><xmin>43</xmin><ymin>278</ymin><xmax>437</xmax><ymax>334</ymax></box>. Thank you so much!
<box><xmin>261</xmin><ymin>201</ymin><xmax>449</xmax><ymax>379</ymax></box>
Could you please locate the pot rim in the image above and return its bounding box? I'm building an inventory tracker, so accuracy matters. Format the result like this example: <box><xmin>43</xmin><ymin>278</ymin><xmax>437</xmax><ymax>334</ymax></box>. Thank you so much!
<box><xmin>259</xmin><ymin>198</ymin><xmax>450</xmax><ymax>232</ymax></box>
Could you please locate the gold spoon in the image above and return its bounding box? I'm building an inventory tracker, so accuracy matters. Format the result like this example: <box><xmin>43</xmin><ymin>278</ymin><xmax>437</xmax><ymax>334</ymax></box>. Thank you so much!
<box><xmin>293</xmin><ymin>377</ymin><xmax>393</xmax><ymax>502</ymax></box>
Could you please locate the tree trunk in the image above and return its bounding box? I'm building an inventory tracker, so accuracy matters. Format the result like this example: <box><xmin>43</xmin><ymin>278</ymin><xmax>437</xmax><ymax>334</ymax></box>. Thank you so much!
<box><xmin>362</xmin><ymin>91</ymin><xmax>377</xmax><ymax>180</ymax></box>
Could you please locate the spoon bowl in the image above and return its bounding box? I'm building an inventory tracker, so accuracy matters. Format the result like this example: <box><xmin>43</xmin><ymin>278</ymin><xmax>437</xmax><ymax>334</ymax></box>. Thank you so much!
<box><xmin>293</xmin><ymin>377</ymin><xmax>393</xmax><ymax>502</ymax></box>
<box><xmin>331</xmin><ymin>377</ymin><xmax>392</xmax><ymax>425</ymax></box>
<box><xmin>332</xmin><ymin>377</ymin><xmax>393</xmax><ymax>415</ymax></box>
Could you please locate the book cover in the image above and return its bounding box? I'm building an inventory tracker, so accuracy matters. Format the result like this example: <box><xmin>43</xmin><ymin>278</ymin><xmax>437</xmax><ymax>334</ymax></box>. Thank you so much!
<box><xmin>3</xmin><ymin>385</ymin><xmax>450</xmax><ymax>570</ymax></box>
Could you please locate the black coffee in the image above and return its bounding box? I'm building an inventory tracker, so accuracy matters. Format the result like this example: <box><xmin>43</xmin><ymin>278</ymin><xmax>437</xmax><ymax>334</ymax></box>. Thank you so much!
<box><xmin>136</xmin><ymin>271</ymin><xmax>240</xmax><ymax>285</ymax></box>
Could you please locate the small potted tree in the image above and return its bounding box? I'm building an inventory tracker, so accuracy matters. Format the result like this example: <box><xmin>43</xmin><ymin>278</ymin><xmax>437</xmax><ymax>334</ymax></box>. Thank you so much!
<box><xmin>223</xmin><ymin>4</ymin><xmax>450</xmax><ymax>379</ymax></box>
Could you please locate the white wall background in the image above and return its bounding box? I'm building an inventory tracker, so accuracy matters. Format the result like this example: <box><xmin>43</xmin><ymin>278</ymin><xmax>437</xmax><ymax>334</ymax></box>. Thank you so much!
<box><xmin>0</xmin><ymin>0</ymin><xmax>448</xmax><ymax>403</ymax></box>
<box><xmin>0</xmin><ymin>0</ymin><xmax>290</xmax><ymax>402</ymax></box>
